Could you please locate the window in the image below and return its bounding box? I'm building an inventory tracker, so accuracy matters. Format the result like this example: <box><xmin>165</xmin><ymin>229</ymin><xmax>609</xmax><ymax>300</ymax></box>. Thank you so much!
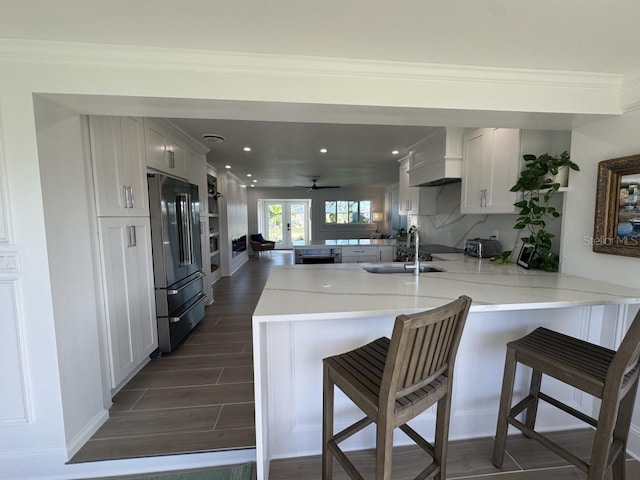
<box><xmin>325</xmin><ymin>200</ymin><xmax>371</xmax><ymax>224</ymax></box>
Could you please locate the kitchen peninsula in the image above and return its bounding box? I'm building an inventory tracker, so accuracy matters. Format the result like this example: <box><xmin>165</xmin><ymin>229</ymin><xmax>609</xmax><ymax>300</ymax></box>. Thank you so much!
<box><xmin>252</xmin><ymin>258</ymin><xmax>640</xmax><ymax>480</ymax></box>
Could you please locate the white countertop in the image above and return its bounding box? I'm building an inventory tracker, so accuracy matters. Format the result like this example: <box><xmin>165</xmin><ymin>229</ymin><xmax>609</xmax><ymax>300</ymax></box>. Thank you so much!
<box><xmin>296</xmin><ymin>239</ymin><xmax>397</xmax><ymax>247</ymax></box>
<box><xmin>253</xmin><ymin>258</ymin><xmax>640</xmax><ymax>322</ymax></box>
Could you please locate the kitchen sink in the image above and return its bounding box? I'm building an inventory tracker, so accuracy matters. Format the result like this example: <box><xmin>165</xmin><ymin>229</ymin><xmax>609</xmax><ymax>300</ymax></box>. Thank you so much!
<box><xmin>361</xmin><ymin>264</ymin><xmax>446</xmax><ymax>274</ymax></box>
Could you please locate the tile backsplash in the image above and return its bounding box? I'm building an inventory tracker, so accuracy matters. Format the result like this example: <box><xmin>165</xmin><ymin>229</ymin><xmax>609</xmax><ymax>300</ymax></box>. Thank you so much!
<box><xmin>407</xmin><ymin>183</ymin><xmax>563</xmax><ymax>258</ymax></box>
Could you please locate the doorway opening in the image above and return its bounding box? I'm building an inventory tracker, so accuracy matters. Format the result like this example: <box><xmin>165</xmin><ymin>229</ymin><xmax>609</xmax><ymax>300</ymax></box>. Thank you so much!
<box><xmin>259</xmin><ymin>199</ymin><xmax>311</xmax><ymax>249</ymax></box>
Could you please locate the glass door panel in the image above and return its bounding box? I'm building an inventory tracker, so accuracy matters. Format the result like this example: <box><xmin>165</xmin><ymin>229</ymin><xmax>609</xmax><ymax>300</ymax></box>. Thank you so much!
<box><xmin>263</xmin><ymin>200</ymin><xmax>310</xmax><ymax>249</ymax></box>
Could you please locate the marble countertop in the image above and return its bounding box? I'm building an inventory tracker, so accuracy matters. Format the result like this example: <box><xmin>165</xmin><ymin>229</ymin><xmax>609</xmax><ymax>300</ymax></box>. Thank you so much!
<box><xmin>297</xmin><ymin>239</ymin><xmax>397</xmax><ymax>247</ymax></box>
<box><xmin>253</xmin><ymin>258</ymin><xmax>640</xmax><ymax>322</ymax></box>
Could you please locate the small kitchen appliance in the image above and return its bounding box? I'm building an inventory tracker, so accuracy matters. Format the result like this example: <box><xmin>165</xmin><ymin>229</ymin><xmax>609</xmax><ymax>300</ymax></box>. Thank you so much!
<box><xmin>464</xmin><ymin>238</ymin><xmax>502</xmax><ymax>258</ymax></box>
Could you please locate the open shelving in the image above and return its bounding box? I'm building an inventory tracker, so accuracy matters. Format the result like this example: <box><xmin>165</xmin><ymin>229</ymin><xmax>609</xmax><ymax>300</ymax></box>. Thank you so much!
<box><xmin>207</xmin><ymin>174</ymin><xmax>221</xmax><ymax>285</ymax></box>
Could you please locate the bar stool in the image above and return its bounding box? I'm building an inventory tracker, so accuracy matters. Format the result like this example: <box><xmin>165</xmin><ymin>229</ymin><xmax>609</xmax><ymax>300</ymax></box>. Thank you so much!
<box><xmin>322</xmin><ymin>295</ymin><xmax>472</xmax><ymax>480</ymax></box>
<box><xmin>492</xmin><ymin>309</ymin><xmax>640</xmax><ymax>480</ymax></box>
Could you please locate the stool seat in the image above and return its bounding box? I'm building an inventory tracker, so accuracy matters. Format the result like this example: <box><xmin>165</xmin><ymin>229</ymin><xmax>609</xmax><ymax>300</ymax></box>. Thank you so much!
<box><xmin>492</xmin><ymin>311</ymin><xmax>640</xmax><ymax>480</ymax></box>
<box><xmin>322</xmin><ymin>296</ymin><xmax>472</xmax><ymax>480</ymax></box>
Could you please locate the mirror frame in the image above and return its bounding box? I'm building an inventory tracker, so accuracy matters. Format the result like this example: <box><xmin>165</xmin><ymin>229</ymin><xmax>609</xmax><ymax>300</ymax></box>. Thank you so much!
<box><xmin>593</xmin><ymin>153</ymin><xmax>640</xmax><ymax>257</ymax></box>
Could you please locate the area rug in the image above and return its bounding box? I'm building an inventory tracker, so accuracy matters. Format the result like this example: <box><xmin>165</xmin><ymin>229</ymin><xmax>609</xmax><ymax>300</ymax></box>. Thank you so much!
<box><xmin>126</xmin><ymin>462</ymin><xmax>253</xmax><ymax>480</ymax></box>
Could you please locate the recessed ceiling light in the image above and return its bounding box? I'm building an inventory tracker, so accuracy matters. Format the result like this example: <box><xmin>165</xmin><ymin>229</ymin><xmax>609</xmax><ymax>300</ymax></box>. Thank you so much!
<box><xmin>320</xmin><ymin>148</ymin><xmax>328</xmax><ymax>154</ymax></box>
<box><xmin>392</xmin><ymin>150</ymin><xmax>400</xmax><ymax>155</ymax></box>
<box><xmin>252</xmin><ymin>179</ymin><xmax>258</xmax><ymax>183</ymax></box>
<box><xmin>225</xmin><ymin>165</ymin><xmax>232</xmax><ymax>169</ymax></box>
<box><xmin>250</xmin><ymin>184</ymin><xmax>255</xmax><ymax>187</ymax></box>
<box><xmin>247</xmin><ymin>173</ymin><xmax>252</xmax><ymax>177</ymax></box>
<box><xmin>243</xmin><ymin>146</ymin><xmax>252</xmax><ymax>152</ymax></box>
<box><xmin>202</xmin><ymin>134</ymin><xmax>225</xmax><ymax>144</ymax></box>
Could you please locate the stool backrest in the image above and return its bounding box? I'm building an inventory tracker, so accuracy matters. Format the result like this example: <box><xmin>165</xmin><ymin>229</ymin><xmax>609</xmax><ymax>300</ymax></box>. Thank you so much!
<box><xmin>607</xmin><ymin>308</ymin><xmax>640</xmax><ymax>392</ymax></box>
<box><xmin>380</xmin><ymin>295</ymin><xmax>472</xmax><ymax>405</ymax></box>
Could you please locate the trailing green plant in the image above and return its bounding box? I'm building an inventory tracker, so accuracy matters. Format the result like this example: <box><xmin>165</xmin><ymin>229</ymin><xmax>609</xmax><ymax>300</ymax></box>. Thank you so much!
<box><xmin>510</xmin><ymin>151</ymin><xmax>579</xmax><ymax>272</ymax></box>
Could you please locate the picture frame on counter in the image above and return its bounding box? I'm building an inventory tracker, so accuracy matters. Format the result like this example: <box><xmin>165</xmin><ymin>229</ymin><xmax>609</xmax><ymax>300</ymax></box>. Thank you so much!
<box><xmin>593</xmin><ymin>154</ymin><xmax>640</xmax><ymax>258</ymax></box>
<box><xmin>517</xmin><ymin>242</ymin><xmax>536</xmax><ymax>269</ymax></box>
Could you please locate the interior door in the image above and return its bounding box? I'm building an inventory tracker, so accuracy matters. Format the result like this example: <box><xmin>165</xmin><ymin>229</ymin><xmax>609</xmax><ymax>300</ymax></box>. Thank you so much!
<box><xmin>263</xmin><ymin>200</ymin><xmax>310</xmax><ymax>249</ymax></box>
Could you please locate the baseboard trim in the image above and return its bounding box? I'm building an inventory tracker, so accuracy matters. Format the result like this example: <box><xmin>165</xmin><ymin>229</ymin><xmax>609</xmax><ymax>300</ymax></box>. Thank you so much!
<box><xmin>65</xmin><ymin>408</ymin><xmax>109</xmax><ymax>460</ymax></box>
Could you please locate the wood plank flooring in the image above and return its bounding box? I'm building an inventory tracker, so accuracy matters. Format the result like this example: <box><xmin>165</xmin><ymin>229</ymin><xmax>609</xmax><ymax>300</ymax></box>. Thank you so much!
<box><xmin>71</xmin><ymin>251</ymin><xmax>640</xmax><ymax>480</ymax></box>
<box><xmin>270</xmin><ymin>429</ymin><xmax>640</xmax><ymax>479</ymax></box>
<box><xmin>71</xmin><ymin>251</ymin><xmax>292</xmax><ymax>463</ymax></box>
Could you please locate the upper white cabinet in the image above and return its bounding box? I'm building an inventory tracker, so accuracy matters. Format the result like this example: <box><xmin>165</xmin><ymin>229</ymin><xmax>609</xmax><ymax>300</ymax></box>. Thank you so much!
<box><xmin>461</xmin><ymin>128</ymin><xmax>521</xmax><ymax>214</ymax></box>
<box><xmin>144</xmin><ymin>118</ymin><xmax>188</xmax><ymax>179</ymax></box>
<box><xmin>89</xmin><ymin>116</ymin><xmax>149</xmax><ymax>217</ymax></box>
<box><xmin>399</xmin><ymin>156</ymin><xmax>437</xmax><ymax>216</ymax></box>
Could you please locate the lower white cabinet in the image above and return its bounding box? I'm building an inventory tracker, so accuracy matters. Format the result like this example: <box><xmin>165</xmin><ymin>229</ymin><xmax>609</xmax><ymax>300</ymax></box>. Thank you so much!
<box><xmin>342</xmin><ymin>245</ymin><xmax>394</xmax><ymax>263</ymax></box>
<box><xmin>97</xmin><ymin>216</ymin><xmax>157</xmax><ymax>390</ymax></box>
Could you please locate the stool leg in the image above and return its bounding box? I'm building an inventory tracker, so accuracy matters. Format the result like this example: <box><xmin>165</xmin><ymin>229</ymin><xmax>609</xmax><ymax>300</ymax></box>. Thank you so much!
<box><xmin>434</xmin><ymin>391</ymin><xmax>453</xmax><ymax>480</ymax></box>
<box><xmin>524</xmin><ymin>369</ymin><xmax>542</xmax><ymax>437</ymax></box>
<box><xmin>322</xmin><ymin>364</ymin><xmax>334</xmax><ymax>480</ymax></box>
<box><xmin>493</xmin><ymin>347</ymin><xmax>517</xmax><ymax>468</ymax></box>
<box><xmin>375</xmin><ymin>418</ymin><xmax>393</xmax><ymax>480</ymax></box>
<box><xmin>611</xmin><ymin>381</ymin><xmax>639</xmax><ymax>480</ymax></box>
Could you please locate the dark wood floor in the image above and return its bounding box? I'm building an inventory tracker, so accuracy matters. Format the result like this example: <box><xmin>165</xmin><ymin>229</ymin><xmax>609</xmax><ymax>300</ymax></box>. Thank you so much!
<box><xmin>72</xmin><ymin>251</ymin><xmax>640</xmax><ymax>480</ymax></box>
<box><xmin>72</xmin><ymin>251</ymin><xmax>293</xmax><ymax>463</ymax></box>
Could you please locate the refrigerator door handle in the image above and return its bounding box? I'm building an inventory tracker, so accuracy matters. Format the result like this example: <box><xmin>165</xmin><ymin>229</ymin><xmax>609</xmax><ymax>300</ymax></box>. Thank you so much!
<box><xmin>169</xmin><ymin>293</ymin><xmax>206</xmax><ymax>323</ymax></box>
<box><xmin>176</xmin><ymin>193</ymin><xmax>194</xmax><ymax>265</ymax></box>
<box><xmin>167</xmin><ymin>271</ymin><xmax>205</xmax><ymax>295</ymax></box>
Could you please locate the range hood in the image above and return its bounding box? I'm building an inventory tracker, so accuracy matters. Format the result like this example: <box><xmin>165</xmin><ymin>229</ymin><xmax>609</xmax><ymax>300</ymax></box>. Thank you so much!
<box><xmin>408</xmin><ymin>127</ymin><xmax>464</xmax><ymax>187</ymax></box>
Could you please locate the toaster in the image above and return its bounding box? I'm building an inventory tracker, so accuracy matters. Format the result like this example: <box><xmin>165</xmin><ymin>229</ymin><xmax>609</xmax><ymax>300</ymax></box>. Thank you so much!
<box><xmin>464</xmin><ymin>238</ymin><xmax>502</xmax><ymax>258</ymax></box>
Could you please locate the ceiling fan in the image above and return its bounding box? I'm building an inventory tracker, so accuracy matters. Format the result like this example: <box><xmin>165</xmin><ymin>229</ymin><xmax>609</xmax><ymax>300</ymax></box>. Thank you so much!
<box><xmin>295</xmin><ymin>178</ymin><xmax>341</xmax><ymax>192</ymax></box>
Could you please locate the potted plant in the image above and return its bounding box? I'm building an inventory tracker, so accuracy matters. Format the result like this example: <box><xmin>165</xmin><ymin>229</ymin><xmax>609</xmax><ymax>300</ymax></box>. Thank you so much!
<box><xmin>509</xmin><ymin>151</ymin><xmax>580</xmax><ymax>272</ymax></box>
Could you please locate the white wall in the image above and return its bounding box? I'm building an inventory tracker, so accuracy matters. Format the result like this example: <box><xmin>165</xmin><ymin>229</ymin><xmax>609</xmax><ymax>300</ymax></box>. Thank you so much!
<box><xmin>218</xmin><ymin>172</ymin><xmax>249</xmax><ymax>275</ymax></box>
<box><xmin>561</xmin><ymin>108</ymin><xmax>640</xmax><ymax>284</ymax></box>
<box><xmin>247</xmin><ymin>186</ymin><xmax>385</xmax><ymax>243</ymax></box>
<box><xmin>33</xmin><ymin>98</ymin><xmax>106</xmax><ymax>455</ymax></box>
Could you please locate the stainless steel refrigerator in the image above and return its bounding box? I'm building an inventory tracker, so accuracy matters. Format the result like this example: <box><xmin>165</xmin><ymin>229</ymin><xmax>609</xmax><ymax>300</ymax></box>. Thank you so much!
<box><xmin>148</xmin><ymin>173</ymin><xmax>206</xmax><ymax>353</ymax></box>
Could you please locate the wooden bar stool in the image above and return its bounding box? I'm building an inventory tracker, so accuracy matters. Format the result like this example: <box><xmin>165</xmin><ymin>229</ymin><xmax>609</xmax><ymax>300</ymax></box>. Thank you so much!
<box><xmin>492</xmin><ymin>309</ymin><xmax>640</xmax><ymax>480</ymax></box>
<box><xmin>322</xmin><ymin>295</ymin><xmax>472</xmax><ymax>480</ymax></box>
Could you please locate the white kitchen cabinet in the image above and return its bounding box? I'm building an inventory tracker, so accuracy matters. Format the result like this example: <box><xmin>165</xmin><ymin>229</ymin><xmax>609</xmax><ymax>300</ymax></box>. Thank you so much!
<box><xmin>342</xmin><ymin>246</ymin><xmax>378</xmax><ymax>263</ymax></box>
<box><xmin>461</xmin><ymin>128</ymin><xmax>521</xmax><ymax>214</ymax></box>
<box><xmin>378</xmin><ymin>245</ymin><xmax>394</xmax><ymax>262</ymax></box>
<box><xmin>398</xmin><ymin>156</ymin><xmax>437</xmax><ymax>215</ymax></box>
<box><xmin>97</xmin><ymin>216</ymin><xmax>157</xmax><ymax>390</ymax></box>
<box><xmin>89</xmin><ymin>116</ymin><xmax>149</xmax><ymax>217</ymax></box>
<box><xmin>144</xmin><ymin>118</ymin><xmax>188</xmax><ymax>179</ymax></box>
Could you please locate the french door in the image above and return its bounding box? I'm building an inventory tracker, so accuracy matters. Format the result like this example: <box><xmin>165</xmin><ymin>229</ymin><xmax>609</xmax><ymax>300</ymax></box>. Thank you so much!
<box><xmin>263</xmin><ymin>200</ymin><xmax>310</xmax><ymax>249</ymax></box>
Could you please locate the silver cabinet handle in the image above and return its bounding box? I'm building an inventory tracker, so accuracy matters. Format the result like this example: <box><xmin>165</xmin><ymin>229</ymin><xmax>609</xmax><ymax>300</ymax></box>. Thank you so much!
<box><xmin>127</xmin><ymin>225</ymin><xmax>136</xmax><ymax>247</ymax></box>
<box><xmin>128</xmin><ymin>186</ymin><xmax>134</xmax><ymax>208</ymax></box>
<box><xmin>168</xmin><ymin>150</ymin><xmax>175</xmax><ymax>168</ymax></box>
<box><xmin>167</xmin><ymin>271</ymin><xmax>205</xmax><ymax>295</ymax></box>
<box><xmin>123</xmin><ymin>185</ymin><xmax>130</xmax><ymax>208</ymax></box>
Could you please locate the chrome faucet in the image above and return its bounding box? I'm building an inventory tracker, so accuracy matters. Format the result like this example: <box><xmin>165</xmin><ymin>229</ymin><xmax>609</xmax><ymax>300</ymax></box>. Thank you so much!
<box><xmin>404</xmin><ymin>225</ymin><xmax>421</xmax><ymax>276</ymax></box>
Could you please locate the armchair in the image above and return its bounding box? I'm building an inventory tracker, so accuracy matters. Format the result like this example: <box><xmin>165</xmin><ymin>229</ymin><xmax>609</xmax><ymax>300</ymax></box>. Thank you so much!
<box><xmin>250</xmin><ymin>233</ymin><xmax>275</xmax><ymax>255</ymax></box>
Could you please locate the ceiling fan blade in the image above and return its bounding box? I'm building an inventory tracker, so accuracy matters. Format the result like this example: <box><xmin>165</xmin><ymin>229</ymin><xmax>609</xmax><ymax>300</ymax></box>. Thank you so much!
<box><xmin>316</xmin><ymin>186</ymin><xmax>341</xmax><ymax>189</ymax></box>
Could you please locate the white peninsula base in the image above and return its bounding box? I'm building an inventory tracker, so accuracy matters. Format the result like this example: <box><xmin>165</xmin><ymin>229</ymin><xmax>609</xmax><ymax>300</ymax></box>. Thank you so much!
<box><xmin>252</xmin><ymin>262</ymin><xmax>640</xmax><ymax>480</ymax></box>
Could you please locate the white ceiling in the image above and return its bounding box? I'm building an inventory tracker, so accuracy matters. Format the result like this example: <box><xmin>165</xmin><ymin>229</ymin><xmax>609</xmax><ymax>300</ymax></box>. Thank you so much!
<box><xmin>10</xmin><ymin>1</ymin><xmax>640</xmax><ymax>187</ymax></box>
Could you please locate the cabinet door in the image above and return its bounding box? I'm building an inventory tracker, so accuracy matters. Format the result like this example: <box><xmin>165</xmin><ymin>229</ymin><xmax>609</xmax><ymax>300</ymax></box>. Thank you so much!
<box><xmin>90</xmin><ymin>116</ymin><xmax>127</xmax><ymax>216</ymax></box>
<box><xmin>461</xmin><ymin>128</ymin><xmax>491</xmax><ymax>214</ymax></box>
<box><xmin>144</xmin><ymin>119</ymin><xmax>170</xmax><ymax>173</ymax></box>
<box><xmin>98</xmin><ymin>217</ymin><xmax>157</xmax><ymax>389</ymax></box>
<box><xmin>167</xmin><ymin>134</ymin><xmax>187</xmax><ymax>179</ymax></box>
<box><xmin>399</xmin><ymin>157</ymin><xmax>411</xmax><ymax>215</ymax></box>
<box><xmin>379</xmin><ymin>246</ymin><xmax>394</xmax><ymax>262</ymax></box>
<box><xmin>90</xmin><ymin>116</ymin><xmax>149</xmax><ymax>217</ymax></box>
<box><xmin>121</xmin><ymin>117</ymin><xmax>149</xmax><ymax>216</ymax></box>
<box><xmin>485</xmin><ymin>128</ymin><xmax>520</xmax><ymax>213</ymax></box>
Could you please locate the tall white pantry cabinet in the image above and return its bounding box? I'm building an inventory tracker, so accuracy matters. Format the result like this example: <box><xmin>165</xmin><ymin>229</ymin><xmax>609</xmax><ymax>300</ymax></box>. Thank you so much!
<box><xmin>88</xmin><ymin>116</ymin><xmax>158</xmax><ymax>392</ymax></box>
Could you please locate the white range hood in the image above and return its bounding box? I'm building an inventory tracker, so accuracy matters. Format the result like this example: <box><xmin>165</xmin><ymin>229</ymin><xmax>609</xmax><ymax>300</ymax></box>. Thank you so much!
<box><xmin>408</xmin><ymin>127</ymin><xmax>464</xmax><ymax>187</ymax></box>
